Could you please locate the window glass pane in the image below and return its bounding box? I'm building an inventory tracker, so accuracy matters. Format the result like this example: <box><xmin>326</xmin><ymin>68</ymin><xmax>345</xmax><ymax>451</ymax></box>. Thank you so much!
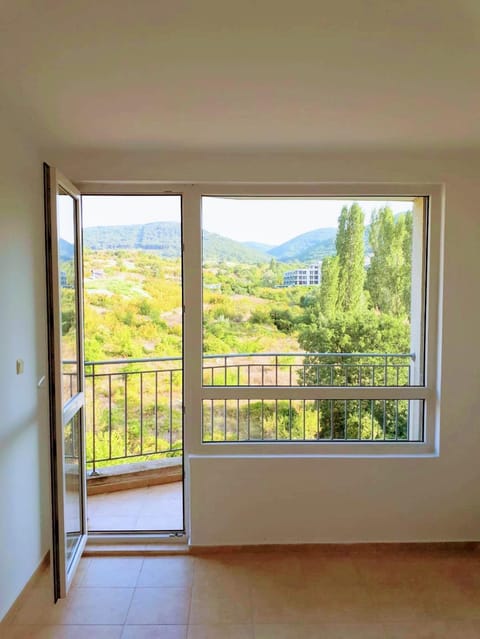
<box><xmin>203</xmin><ymin>399</ymin><xmax>424</xmax><ymax>443</ymax></box>
<box><xmin>64</xmin><ymin>413</ymin><xmax>82</xmax><ymax>567</ymax></box>
<box><xmin>201</xmin><ymin>196</ymin><xmax>426</xmax><ymax>445</ymax></box>
<box><xmin>58</xmin><ymin>188</ymin><xmax>79</xmax><ymax>403</ymax></box>
<box><xmin>202</xmin><ymin>197</ymin><xmax>424</xmax><ymax>389</ymax></box>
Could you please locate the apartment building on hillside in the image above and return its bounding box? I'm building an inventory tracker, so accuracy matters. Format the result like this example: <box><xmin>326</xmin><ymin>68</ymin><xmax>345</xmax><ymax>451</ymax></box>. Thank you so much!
<box><xmin>283</xmin><ymin>262</ymin><xmax>321</xmax><ymax>286</ymax></box>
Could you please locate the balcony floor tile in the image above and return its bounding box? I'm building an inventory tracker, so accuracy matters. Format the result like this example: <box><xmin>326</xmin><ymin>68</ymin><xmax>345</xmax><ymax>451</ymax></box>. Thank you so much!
<box><xmin>87</xmin><ymin>482</ymin><xmax>183</xmax><ymax>532</ymax></box>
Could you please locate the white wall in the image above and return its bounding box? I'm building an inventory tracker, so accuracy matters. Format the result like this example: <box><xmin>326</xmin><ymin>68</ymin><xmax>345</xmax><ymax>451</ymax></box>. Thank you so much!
<box><xmin>52</xmin><ymin>146</ymin><xmax>480</xmax><ymax>545</ymax></box>
<box><xmin>0</xmin><ymin>118</ymin><xmax>50</xmax><ymax>619</ymax></box>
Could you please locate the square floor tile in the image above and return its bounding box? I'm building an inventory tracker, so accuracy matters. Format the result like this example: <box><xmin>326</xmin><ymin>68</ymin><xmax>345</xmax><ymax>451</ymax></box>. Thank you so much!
<box><xmin>137</xmin><ymin>557</ymin><xmax>194</xmax><ymax>587</ymax></box>
<box><xmin>189</xmin><ymin>591</ymin><xmax>253</xmax><ymax>625</ymax></box>
<box><xmin>121</xmin><ymin>626</ymin><xmax>187</xmax><ymax>638</ymax></box>
<box><xmin>187</xmin><ymin>624</ymin><xmax>254</xmax><ymax>639</ymax></box>
<box><xmin>2</xmin><ymin>626</ymin><xmax>123</xmax><ymax>638</ymax></box>
<box><xmin>125</xmin><ymin>588</ymin><xmax>190</xmax><ymax>625</ymax></box>
<box><xmin>254</xmin><ymin>624</ymin><xmax>385</xmax><ymax>639</ymax></box>
<box><xmin>80</xmin><ymin>557</ymin><xmax>143</xmax><ymax>587</ymax></box>
<box><xmin>55</xmin><ymin>587</ymin><xmax>134</xmax><ymax>625</ymax></box>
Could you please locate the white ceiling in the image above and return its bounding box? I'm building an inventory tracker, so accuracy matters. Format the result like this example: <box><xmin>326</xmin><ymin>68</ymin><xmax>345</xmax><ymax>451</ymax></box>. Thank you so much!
<box><xmin>2</xmin><ymin>0</ymin><xmax>480</xmax><ymax>152</ymax></box>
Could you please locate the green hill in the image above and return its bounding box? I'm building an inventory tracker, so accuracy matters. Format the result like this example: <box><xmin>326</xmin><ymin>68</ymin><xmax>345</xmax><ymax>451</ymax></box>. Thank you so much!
<box><xmin>83</xmin><ymin>222</ymin><xmax>269</xmax><ymax>263</ymax></box>
<box><xmin>268</xmin><ymin>228</ymin><xmax>337</xmax><ymax>262</ymax></box>
<box><xmin>242</xmin><ymin>241</ymin><xmax>275</xmax><ymax>254</ymax></box>
<box><xmin>59</xmin><ymin>238</ymin><xmax>74</xmax><ymax>261</ymax></box>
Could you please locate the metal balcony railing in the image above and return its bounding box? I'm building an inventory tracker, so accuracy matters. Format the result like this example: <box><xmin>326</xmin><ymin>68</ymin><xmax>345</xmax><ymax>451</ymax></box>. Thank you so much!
<box><xmin>64</xmin><ymin>352</ymin><xmax>417</xmax><ymax>473</ymax></box>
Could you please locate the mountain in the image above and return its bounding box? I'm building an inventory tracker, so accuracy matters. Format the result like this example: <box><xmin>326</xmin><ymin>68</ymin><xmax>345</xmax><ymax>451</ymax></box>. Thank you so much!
<box><xmin>59</xmin><ymin>238</ymin><xmax>74</xmax><ymax>261</ymax></box>
<box><xmin>83</xmin><ymin>222</ymin><xmax>180</xmax><ymax>255</ymax></box>
<box><xmin>203</xmin><ymin>232</ymin><xmax>269</xmax><ymax>262</ymax></box>
<box><xmin>82</xmin><ymin>222</ymin><xmax>339</xmax><ymax>264</ymax></box>
<box><xmin>83</xmin><ymin>222</ymin><xmax>269</xmax><ymax>263</ymax></box>
<box><xmin>268</xmin><ymin>228</ymin><xmax>337</xmax><ymax>262</ymax></box>
<box><xmin>242</xmin><ymin>241</ymin><xmax>275</xmax><ymax>254</ymax></box>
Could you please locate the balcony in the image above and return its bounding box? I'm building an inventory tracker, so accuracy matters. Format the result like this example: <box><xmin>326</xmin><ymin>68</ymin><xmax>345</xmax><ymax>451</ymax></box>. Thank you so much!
<box><xmin>78</xmin><ymin>352</ymin><xmax>416</xmax><ymax>531</ymax></box>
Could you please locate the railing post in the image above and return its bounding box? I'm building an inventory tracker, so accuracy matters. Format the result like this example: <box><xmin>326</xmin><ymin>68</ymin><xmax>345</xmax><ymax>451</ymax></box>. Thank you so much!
<box><xmin>90</xmin><ymin>363</ymin><xmax>100</xmax><ymax>476</ymax></box>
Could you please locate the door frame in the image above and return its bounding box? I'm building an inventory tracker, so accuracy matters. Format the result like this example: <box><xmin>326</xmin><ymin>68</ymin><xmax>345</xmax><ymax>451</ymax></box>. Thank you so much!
<box><xmin>79</xmin><ymin>190</ymin><xmax>188</xmax><ymax>541</ymax></box>
<box><xmin>44</xmin><ymin>164</ymin><xmax>88</xmax><ymax>599</ymax></box>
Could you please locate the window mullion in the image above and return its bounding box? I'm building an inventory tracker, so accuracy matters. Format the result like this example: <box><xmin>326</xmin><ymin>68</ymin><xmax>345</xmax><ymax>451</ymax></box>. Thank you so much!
<box><xmin>182</xmin><ymin>186</ymin><xmax>203</xmax><ymax>454</ymax></box>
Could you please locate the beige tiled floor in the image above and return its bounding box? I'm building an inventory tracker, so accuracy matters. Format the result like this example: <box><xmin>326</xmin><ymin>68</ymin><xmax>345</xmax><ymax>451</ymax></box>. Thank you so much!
<box><xmin>4</xmin><ymin>548</ymin><xmax>480</xmax><ymax>638</ymax></box>
<box><xmin>87</xmin><ymin>482</ymin><xmax>183</xmax><ymax>532</ymax></box>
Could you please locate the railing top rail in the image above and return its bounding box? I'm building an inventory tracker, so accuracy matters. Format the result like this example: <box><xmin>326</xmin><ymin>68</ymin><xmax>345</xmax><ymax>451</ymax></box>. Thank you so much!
<box><xmin>203</xmin><ymin>352</ymin><xmax>415</xmax><ymax>360</ymax></box>
<box><xmin>83</xmin><ymin>356</ymin><xmax>183</xmax><ymax>365</ymax></box>
<box><xmin>74</xmin><ymin>352</ymin><xmax>415</xmax><ymax>367</ymax></box>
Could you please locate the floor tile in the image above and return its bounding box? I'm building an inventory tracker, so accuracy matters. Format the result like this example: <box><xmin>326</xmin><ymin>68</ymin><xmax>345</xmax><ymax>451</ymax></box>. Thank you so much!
<box><xmin>382</xmin><ymin>621</ymin><xmax>479</xmax><ymax>638</ymax></box>
<box><xmin>188</xmin><ymin>624</ymin><xmax>254</xmax><ymax>638</ymax></box>
<box><xmin>137</xmin><ymin>556</ymin><xmax>194</xmax><ymax>587</ymax></box>
<box><xmin>80</xmin><ymin>557</ymin><xmax>143</xmax><ymax>587</ymax></box>
<box><xmin>9</xmin><ymin>548</ymin><xmax>480</xmax><ymax>639</ymax></box>
<box><xmin>193</xmin><ymin>556</ymin><xmax>251</xmax><ymax>598</ymax></box>
<box><xmin>254</xmin><ymin>624</ymin><xmax>385</xmax><ymax>639</ymax></box>
<box><xmin>55</xmin><ymin>587</ymin><xmax>134</xmax><ymax>625</ymax></box>
<box><xmin>71</xmin><ymin>559</ymin><xmax>91</xmax><ymax>586</ymax></box>
<box><xmin>362</xmin><ymin>583</ymin><xmax>438</xmax><ymax>623</ymax></box>
<box><xmin>135</xmin><ymin>516</ymin><xmax>183</xmax><ymax>531</ymax></box>
<box><xmin>463</xmin><ymin>621</ymin><xmax>480</xmax><ymax>638</ymax></box>
<box><xmin>88</xmin><ymin>482</ymin><xmax>183</xmax><ymax>532</ymax></box>
<box><xmin>189</xmin><ymin>590</ymin><xmax>253</xmax><ymax>625</ymax></box>
<box><xmin>87</xmin><ymin>515</ymin><xmax>139</xmax><ymax>531</ymax></box>
<box><xmin>125</xmin><ymin>587</ymin><xmax>190</xmax><ymax>625</ymax></box>
<box><xmin>10</xmin><ymin>586</ymin><xmax>57</xmax><ymax>625</ymax></box>
<box><xmin>2</xmin><ymin>625</ymin><xmax>123</xmax><ymax>638</ymax></box>
<box><xmin>252</xmin><ymin>581</ymin><xmax>374</xmax><ymax>624</ymax></box>
<box><xmin>121</xmin><ymin>626</ymin><xmax>187</xmax><ymax>638</ymax></box>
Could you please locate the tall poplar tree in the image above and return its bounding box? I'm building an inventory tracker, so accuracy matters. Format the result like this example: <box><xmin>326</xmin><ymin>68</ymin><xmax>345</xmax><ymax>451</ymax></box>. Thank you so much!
<box><xmin>336</xmin><ymin>203</ymin><xmax>365</xmax><ymax>312</ymax></box>
<box><xmin>366</xmin><ymin>207</ymin><xmax>412</xmax><ymax>316</ymax></box>
<box><xmin>318</xmin><ymin>255</ymin><xmax>339</xmax><ymax>317</ymax></box>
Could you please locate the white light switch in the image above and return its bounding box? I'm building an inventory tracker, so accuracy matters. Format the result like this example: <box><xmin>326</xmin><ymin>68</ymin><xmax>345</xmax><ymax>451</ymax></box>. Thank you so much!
<box><xmin>16</xmin><ymin>359</ymin><xmax>24</xmax><ymax>375</ymax></box>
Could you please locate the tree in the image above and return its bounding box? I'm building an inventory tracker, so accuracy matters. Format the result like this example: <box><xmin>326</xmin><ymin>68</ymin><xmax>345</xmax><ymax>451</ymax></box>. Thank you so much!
<box><xmin>298</xmin><ymin>310</ymin><xmax>411</xmax><ymax>437</ymax></box>
<box><xmin>366</xmin><ymin>208</ymin><xmax>412</xmax><ymax>317</ymax></box>
<box><xmin>299</xmin><ymin>311</ymin><xmax>410</xmax><ymax>368</ymax></box>
<box><xmin>336</xmin><ymin>203</ymin><xmax>366</xmax><ymax>312</ymax></box>
<box><xmin>318</xmin><ymin>256</ymin><xmax>339</xmax><ymax>317</ymax></box>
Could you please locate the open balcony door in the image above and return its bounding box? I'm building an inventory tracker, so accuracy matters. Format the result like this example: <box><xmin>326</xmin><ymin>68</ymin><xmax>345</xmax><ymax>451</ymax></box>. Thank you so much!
<box><xmin>44</xmin><ymin>165</ymin><xmax>87</xmax><ymax>599</ymax></box>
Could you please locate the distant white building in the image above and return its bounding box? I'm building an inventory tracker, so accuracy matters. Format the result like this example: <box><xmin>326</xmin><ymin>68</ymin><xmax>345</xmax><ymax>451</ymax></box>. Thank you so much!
<box><xmin>283</xmin><ymin>262</ymin><xmax>321</xmax><ymax>287</ymax></box>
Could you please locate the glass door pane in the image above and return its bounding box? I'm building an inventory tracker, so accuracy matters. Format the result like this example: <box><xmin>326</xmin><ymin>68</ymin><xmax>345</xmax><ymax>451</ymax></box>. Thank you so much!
<box><xmin>58</xmin><ymin>188</ymin><xmax>79</xmax><ymax>403</ymax></box>
<box><xmin>64</xmin><ymin>413</ymin><xmax>82</xmax><ymax>567</ymax></box>
<box><xmin>45</xmin><ymin>165</ymin><xmax>87</xmax><ymax>599</ymax></box>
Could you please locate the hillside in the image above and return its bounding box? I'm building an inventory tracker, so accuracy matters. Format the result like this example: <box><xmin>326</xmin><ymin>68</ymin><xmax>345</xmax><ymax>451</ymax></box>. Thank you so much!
<box><xmin>83</xmin><ymin>222</ymin><xmax>341</xmax><ymax>264</ymax></box>
<box><xmin>80</xmin><ymin>250</ymin><xmax>300</xmax><ymax>362</ymax></box>
<box><xmin>203</xmin><ymin>231</ymin><xmax>269</xmax><ymax>263</ymax></box>
<box><xmin>59</xmin><ymin>238</ymin><xmax>74</xmax><ymax>261</ymax></box>
<box><xmin>83</xmin><ymin>222</ymin><xmax>269</xmax><ymax>263</ymax></box>
<box><xmin>82</xmin><ymin>215</ymin><xmax>412</xmax><ymax>265</ymax></box>
<box><xmin>242</xmin><ymin>241</ymin><xmax>275</xmax><ymax>254</ymax></box>
<box><xmin>268</xmin><ymin>228</ymin><xmax>337</xmax><ymax>262</ymax></box>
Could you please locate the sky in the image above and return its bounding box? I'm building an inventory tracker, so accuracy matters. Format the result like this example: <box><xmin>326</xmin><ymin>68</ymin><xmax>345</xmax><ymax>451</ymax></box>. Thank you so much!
<box><xmin>81</xmin><ymin>195</ymin><xmax>413</xmax><ymax>246</ymax></box>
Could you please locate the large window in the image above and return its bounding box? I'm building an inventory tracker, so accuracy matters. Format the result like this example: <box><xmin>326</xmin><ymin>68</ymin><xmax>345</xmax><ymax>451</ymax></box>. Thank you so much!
<box><xmin>81</xmin><ymin>183</ymin><xmax>442</xmax><ymax>456</ymax></box>
<box><xmin>199</xmin><ymin>190</ymin><xmax>437</xmax><ymax>453</ymax></box>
